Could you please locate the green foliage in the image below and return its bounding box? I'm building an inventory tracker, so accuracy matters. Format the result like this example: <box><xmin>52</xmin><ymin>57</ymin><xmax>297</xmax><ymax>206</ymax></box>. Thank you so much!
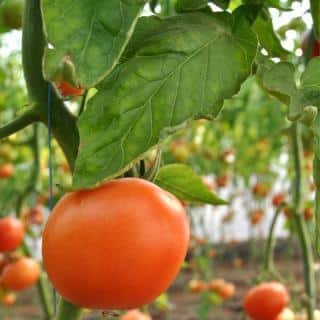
<box><xmin>0</xmin><ymin>0</ymin><xmax>24</xmax><ymax>33</ymax></box>
<box><xmin>310</xmin><ymin>0</ymin><xmax>320</xmax><ymax>41</ymax></box>
<box><xmin>73</xmin><ymin>12</ymin><xmax>257</xmax><ymax>188</ymax></box>
<box><xmin>41</xmin><ymin>0</ymin><xmax>146</xmax><ymax>87</ymax></box>
<box><xmin>155</xmin><ymin>164</ymin><xmax>226</xmax><ymax>204</ymax></box>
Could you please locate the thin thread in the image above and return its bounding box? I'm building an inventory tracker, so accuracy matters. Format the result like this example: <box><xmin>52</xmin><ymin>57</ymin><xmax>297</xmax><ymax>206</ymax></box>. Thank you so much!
<box><xmin>47</xmin><ymin>84</ymin><xmax>57</xmax><ymax>315</ymax></box>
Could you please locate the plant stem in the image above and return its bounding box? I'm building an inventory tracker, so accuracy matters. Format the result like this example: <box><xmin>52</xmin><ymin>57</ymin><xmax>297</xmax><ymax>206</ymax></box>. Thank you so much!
<box><xmin>16</xmin><ymin>124</ymin><xmax>40</xmax><ymax>217</ymax></box>
<box><xmin>56</xmin><ymin>300</ymin><xmax>82</xmax><ymax>320</ymax></box>
<box><xmin>291</xmin><ymin>123</ymin><xmax>315</xmax><ymax>320</ymax></box>
<box><xmin>0</xmin><ymin>109</ymin><xmax>37</xmax><ymax>139</ymax></box>
<box><xmin>37</xmin><ymin>274</ymin><xmax>55</xmax><ymax>320</ymax></box>
<box><xmin>17</xmin><ymin>126</ymin><xmax>54</xmax><ymax>320</ymax></box>
<box><xmin>22</xmin><ymin>0</ymin><xmax>79</xmax><ymax>171</ymax></box>
<box><xmin>314</xmin><ymin>158</ymin><xmax>320</xmax><ymax>256</ymax></box>
<box><xmin>263</xmin><ymin>204</ymin><xmax>284</xmax><ymax>273</ymax></box>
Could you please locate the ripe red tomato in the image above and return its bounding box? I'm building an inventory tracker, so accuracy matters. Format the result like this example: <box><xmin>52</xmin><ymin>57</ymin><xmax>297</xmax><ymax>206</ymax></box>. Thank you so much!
<box><xmin>1</xmin><ymin>257</ymin><xmax>40</xmax><ymax>291</ymax></box>
<box><xmin>244</xmin><ymin>282</ymin><xmax>289</xmax><ymax>320</ymax></box>
<box><xmin>272</xmin><ymin>193</ymin><xmax>286</xmax><ymax>207</ymax></box>
<box><xmin>0</xmin><ymin>164</ymin><xmax>14</xmax><ymax>179</ymax></box>
<box><xmin>0</xmin><ymin>217</ymin><xmax>24</xmax><ymax>252</ymax></box>
<box><xmin>55</xmin><ymin>82</ymin><xmax>85</xmax><ymax>97</ymax></box>
<box><xmin>42</xmin><ymin>178</ymin><xmax>189</xmax><ymax>309</ymax></box>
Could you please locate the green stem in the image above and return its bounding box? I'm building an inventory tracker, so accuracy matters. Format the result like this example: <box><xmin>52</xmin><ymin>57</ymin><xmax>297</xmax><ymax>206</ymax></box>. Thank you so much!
<box><xmin>0</xmin><ymin>109</ymin><xmax>37</xmax><ymax>139</ymax></box>
<box><xmin>314</xmin><ymin>158</ymin><xmax>320</xmax><ymax>256</ymax></box>
<box><xmin>37</xmin><ymin>274</ymin><xmax>54</xmax><ymax>320</ymax></box>
<box><xmin>78</xmin><ymin>90</ymin><xmax>88</xmax><ymax>116</ymax></box>
<box><xmin>291</xmin><ymin>123</ymin><xmax>315</xmax><ymax>320</ymax></box>
<box><xmin>18</xmin><ymin>126</ymin><xmax>54</xmax><ymax>320</ymax></box>
<box><xmin>263</xmin><ymin>204</ymin><xmax>284</xmax><ymax>273</ymax></box>
<box><xmin>16</xmin><ymin>124</ymin><xmax>40</xmax><ymax>217</ymax></box>
<box><xmin>22</xmin><ymin>0</ymin><xmax>79</xmax><ymax>171</ymax></box>
<box><xmin>56</xmin><ymin>300</ymin><xmax>82</xmax><ymax>320</ymax></box>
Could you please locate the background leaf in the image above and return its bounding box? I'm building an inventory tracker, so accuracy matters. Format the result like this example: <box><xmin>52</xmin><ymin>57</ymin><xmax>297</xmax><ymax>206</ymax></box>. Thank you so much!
<box><xmin>41</xmin><ymin>0</ymin><xmax>146</xmax><ymax>87</ymax></box>
<box><xmin>155</xmin><ymin>164</ymin><xmax>227</xmax><ymax>205</ymax></box>
<box><xmin>73</xmin><ymin>12</ymin><xmax>257</xmax><ymax>188</ymax></box>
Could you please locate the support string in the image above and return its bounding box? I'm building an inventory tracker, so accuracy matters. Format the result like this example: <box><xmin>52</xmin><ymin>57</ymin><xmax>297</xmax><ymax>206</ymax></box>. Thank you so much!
<box><xmin>47</xmin><ymin>84</ymin><xmax>57</xmax><ymax>315</ymax></box>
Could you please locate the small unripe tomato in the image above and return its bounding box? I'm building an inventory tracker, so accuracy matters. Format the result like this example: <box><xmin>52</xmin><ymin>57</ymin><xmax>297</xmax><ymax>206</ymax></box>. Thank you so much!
<box><xmin>43</xmin><ymin>178</ymin><xmax>189</xmax><ymax>309</ymax></box>
<box><xmin>0</xmin><ymin>164</ymin><xmax>14</xmax><ymax>179</ymax></box>
<box><xmin>56</xmin><ymin>82</ymin><xmax>85</xmax><ymax>97</ymax></box>
<box><xmin>0</xmin><ymin>217</ymin><xmax>24</xmax><ymax>252</ymax></box>
<box><xmin>244</xmin><ymin>282</ymin><xmax>289</xmax><ymax>320</ymax></box>
<box><xmin>1</xmin><ymin>257</ymin><xmax>40</xmax><ymax>291</ymax></box>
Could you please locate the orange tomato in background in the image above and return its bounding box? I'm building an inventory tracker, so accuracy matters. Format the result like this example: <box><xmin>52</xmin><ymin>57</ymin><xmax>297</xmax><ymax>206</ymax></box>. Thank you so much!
<box><xmin>272</xmin><ymin>193</ymin><xmax>286</xmax><ymax>207</ymax></box>
<box><xmin>304</xmin><ymin>207</ymin><xmax>313</xmax><ymax>221</ymax></box>
<box><xmin>121</xmin><ymin>309</ymin><xmax>152</xmax><ymax>320</ymax></box>
<box><xmin>1</xmin><ymin>257</ymin><xmax>40</xmax><ymax>291</ymax></box>
<box><xmin>0</xmin><ymin>164</ymin><xmax>14</xmax><ymax>179</ymax></box>
<box><xmin>250</xmin><ymin>210</ymin><xmax>264</xmax><ymax>225</ymax></box>
<box><xmin>188</xmin><ymin>279</ymin><xmax>207</xmax><ymax>293</ymax></box>
<box><xmin>1</xmin><ymin>292</ymin><xmax>16</xmax><ymax>305</ymax></box>
<box><xmin>0</xmin><ymin>217</ymin><xmax>24</xmax><ymax>252</ymax></box>
<box><xmin>42</xmin><ymin>178</ymin><xmax>189</xmax><ymax>309</ymax></box>
<box><xmin>244</xmin><ymin>282</ymin><xmax>289</xmax><ymax>320</ymax></box>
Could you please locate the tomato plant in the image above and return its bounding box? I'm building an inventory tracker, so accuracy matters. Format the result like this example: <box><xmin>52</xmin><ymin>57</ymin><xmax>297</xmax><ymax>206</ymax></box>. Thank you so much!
<box><xmin>0</xmin><ymin>0</ymin><xmax>319</xmax><ymax>319</ymax></box>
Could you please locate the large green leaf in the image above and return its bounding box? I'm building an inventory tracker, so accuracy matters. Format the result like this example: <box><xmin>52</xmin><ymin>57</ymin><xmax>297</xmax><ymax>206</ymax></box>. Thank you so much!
<box><xmin>155</xmin><ymin>164</ymin><xmax>227</xmax><ymax>205</ymax></box>
<box><xmin>41</xmin><ymin>0</ymin><xmax>146</xmax><ymax>87</ymax></box>
<box><xmin>73</xmin><ymin>12</ymin><xmax>257</xmax><ymax>188</ymax></box>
